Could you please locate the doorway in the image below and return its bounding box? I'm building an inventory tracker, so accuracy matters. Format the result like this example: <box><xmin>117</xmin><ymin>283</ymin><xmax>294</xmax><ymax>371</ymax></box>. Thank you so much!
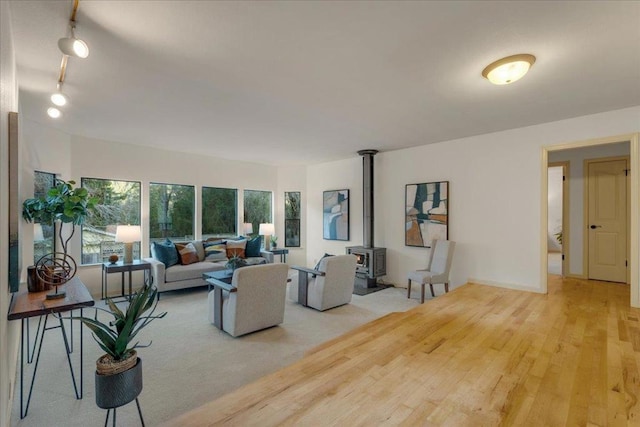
<box><xmin>541</xmin><ymin>133</ymin><xmax>639</xmax><ymax>307</ymax></box>
<box><xmin>547</xmin><ymin>163</ymin><xmax>568</xmax><ymax>276</ymax></box>
<box><xmin>585</xmin><ymin>157</ymin><xmax>629</xmax><ymax>283</ymax></box>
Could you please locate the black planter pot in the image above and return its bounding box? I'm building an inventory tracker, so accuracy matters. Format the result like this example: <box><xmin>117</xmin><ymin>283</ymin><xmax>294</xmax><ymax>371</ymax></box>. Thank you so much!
<box><xmin>95</xmin><ymin>358</ymin><xmax>143</xmax><ymax>409</ymax></box>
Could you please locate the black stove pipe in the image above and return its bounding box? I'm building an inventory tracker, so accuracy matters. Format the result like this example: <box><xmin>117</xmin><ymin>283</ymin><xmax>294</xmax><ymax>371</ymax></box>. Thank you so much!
<box><xmin>358</xmin><ymin>149</ymin><xmax>378</xmax><ymax>249</ymax></box>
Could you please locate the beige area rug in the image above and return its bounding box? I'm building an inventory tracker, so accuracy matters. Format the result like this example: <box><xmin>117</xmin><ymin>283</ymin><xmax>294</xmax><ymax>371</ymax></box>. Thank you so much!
<box><xmin>11</xmin><ymin>275</ymin><xmax>421</xmax><ymax>426</ymax></box>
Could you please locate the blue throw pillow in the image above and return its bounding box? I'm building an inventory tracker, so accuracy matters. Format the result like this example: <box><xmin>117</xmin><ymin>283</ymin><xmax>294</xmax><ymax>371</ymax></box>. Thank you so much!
<box><xmin>245</xmin><ymin>236</ymin><xmax>263</xmax><ymax>258</ymax></box>
<box><xmin>152</xmin><ymin>239</ymin><xmax>179</xmax><ymax>267</ymax></box>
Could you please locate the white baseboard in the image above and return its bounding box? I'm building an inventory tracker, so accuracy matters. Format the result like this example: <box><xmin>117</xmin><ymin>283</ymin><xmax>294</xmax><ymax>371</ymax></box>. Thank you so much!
<box><xmin>467</xmin><ymin>278</ymin><xmax>546</xmax><ymax>294</ymax></box>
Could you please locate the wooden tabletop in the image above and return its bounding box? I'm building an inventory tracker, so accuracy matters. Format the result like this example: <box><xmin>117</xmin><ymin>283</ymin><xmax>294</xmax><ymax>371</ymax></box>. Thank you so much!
<box><xmin>8</xmin><ymin>277</ymin><xmax>95</xmax><ymax>320</ymax></box>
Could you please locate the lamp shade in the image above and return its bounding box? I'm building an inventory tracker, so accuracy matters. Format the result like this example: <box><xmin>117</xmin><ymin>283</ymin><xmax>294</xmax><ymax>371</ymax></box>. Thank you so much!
<box><xmin>115</xmin><ymin>225</ymin><xmax>141</xmax><ymax>243</ymax></box>
<box><xmin>33</xmin><ymin>224</ymin><xmax>44</xmax><ymax>241</ymax></box>
<box><xmin>258</xmin><ymin>223</ymin><xmax>274</xmax><ymax>235</ymax></box>
<box><xmin>58</xmin><ymin>37</ymin><xmax>89</xmax><ymax>58</ymax></box>
<box><xmin>243</xmin><ymin>223</ymin><xmax>253</xmax><ymax>235</ymax></box>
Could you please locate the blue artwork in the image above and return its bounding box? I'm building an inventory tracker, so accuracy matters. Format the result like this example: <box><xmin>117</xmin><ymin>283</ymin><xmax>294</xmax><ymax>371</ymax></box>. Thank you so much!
<box><xmin>323</xmin><ymin>190</ymin><xmax>349</xmax><ymax>241</ymax></box>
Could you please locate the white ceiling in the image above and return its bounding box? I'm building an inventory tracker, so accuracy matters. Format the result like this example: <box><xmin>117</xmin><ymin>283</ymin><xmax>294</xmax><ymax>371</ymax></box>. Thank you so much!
<box><xmin>9</xmin><ymin>1</ymin><xmax>640</xmax><ymax>166</ymax></box>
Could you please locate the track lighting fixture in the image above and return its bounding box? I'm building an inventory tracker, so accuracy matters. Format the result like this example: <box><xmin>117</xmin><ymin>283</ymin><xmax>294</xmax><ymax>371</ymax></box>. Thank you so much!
<box><xmin>58</xmin><ymin>31</ymin><xmax>89</xmax><ymax>58</ymax></box>
<box><xmin>47</xmin><ymin>107</ymin><xmax>62</xmax><ymax>119</ymax></box>
<box><xmin>51</xmin><ymin>89</ymin><xmax>69</xmax><ymax>107</ymax></box>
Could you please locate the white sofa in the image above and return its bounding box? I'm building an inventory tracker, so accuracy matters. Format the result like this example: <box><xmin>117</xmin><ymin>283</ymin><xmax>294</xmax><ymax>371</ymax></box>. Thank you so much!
<box><xmin>145</xmin><ymin>239</ymin><xmax>273</xmax><ymax>295</ymax></box>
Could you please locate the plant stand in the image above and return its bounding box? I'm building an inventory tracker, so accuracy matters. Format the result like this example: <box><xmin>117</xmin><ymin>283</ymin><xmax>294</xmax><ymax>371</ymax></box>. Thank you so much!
<box><xmin>95</xmin><ymin>358</ymin><xmax>145</xmax><ymax>426</ymax></box>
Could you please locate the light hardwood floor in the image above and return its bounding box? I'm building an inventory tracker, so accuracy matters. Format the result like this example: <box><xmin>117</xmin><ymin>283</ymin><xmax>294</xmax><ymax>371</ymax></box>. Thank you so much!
<box><xmin>163</xmin><ymin>276</ymin><xmax>640</xmax><ymax>426</ymax></box>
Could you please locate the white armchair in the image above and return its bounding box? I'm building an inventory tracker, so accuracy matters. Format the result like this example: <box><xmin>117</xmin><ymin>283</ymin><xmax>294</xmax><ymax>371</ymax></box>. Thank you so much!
<box><xmin>407</xmin><ymin>239</ymin><xmax>456</xmax><ymax>303</ymax></box>
<box><xmin>290</xmin><ymin>254</ymin><xmax>357</xmax><ymax>311</ymax></box>
<box><xmin>207</xmin><ymin>263</ymin><xmax>289</xmax><ymax>337</ymax></box>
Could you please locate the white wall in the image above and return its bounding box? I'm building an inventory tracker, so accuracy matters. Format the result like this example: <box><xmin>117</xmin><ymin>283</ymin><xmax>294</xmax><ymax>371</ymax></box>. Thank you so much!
<box><xmin>548</xmin><ymin>142</ymin><xmax>630</xmax><ymax>276</ymax></box>
<box><xmin>23</xmin><ymin>131</ymin><xmax>280</xmax><ymax>296</ymax></box>
<box><xmin>306</xmin><ymin>106</ymin><xmax>640</xmax><ymax>293</ymax></box>
<box><xmin>0</xmin><ymin>2</ymin><xmax>20</xmax><ymax>425</ymax></box>
<box><xmin>306</xmin><ymin>157</ymin><xmax>363</xmax><ymax>266</ymax></box>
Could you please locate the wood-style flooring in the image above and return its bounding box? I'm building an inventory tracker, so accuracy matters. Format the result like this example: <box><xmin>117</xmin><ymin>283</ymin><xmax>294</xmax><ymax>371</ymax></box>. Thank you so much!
<box><xmin>163</xmin><ymin>276</ymin><xmax>640</xmax><ymax>426</ymax></box>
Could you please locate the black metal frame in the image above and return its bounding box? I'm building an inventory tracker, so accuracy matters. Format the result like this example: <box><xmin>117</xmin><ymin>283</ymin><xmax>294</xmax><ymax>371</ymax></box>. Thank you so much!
<box><xmin>103</xmin><ymin>398</ymin><xmax>145</xmax><ymax>427</ymax></box>
<box><xmin>19</xmin><ymin>309</ymin><xmax>85</xmax><ymax>419</ymax></box>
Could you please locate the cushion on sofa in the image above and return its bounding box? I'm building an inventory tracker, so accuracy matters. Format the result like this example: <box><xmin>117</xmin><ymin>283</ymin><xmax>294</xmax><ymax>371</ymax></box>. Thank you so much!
<box><xmin>244</xmin><ymin>257</ymin><xmax>268</xmax><ymax>266</ymax></box>
<box><xmin>165</xmin><ymin>261</ymin><xmax>224</xmax><ymax>283</ymax></box>
<box><xmin>226</xmin><ymin>239</ymin><xmax>247</xmax><ymax>258</ymax></box>
<box><xmin>176</xmin><ymin>242</ymin><xmax>199</xmax><ymax>265</ymax></box>
<box><xmin>204</xmin><ymin>241</ymin><xmax>227</xmax><ymax>261</ymax></box>
<box><xmin>192</xmin><ymin>240</ymin><xmax>205</xmax><ymax>262</ymax></box>
<box><xmin>152</xmin><ymin>240</ymin><xmax>179</xmax><ymax>267</ymax></box>
<box><xmin>245</xmin><ymin>236</ymin><xmax>263</xmax><ymax>257</ymax></box>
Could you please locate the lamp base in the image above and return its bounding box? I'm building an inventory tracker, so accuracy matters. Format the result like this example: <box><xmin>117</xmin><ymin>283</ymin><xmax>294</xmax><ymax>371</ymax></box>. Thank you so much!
<box><xmin>123</xmin><ymin>243</ymin><xmax>134</xmax><ymax>264</ymax></box>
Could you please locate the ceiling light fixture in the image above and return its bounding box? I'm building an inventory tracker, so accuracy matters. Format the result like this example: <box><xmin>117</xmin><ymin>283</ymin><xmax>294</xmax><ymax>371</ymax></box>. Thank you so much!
<box><xmin>482</xmin><ymin>54</ymin><xmax>536</xmax><ymax>85</ymax></box>
<box><xmin>47</xmin><ymin>107</ymin><xmax>62</xmax><ymax>119</ymax></box>
<box><xmin>48</xmin><ymin>0</ymin><xmax>87</xmax><ymax>119</ymax></box>
<box><xmin>51</xmin><ymin>85</ymin><xmax>69</xmax><ymax>106</ymax></box>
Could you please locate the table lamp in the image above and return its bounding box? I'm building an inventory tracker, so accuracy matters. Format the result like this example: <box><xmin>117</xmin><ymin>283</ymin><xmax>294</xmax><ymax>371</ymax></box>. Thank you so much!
<box><xmin>258</xmin><ymin>223</ymin><xmax>274</xmax><ymax>251</ymax></box>
<box><xmin>33</xmin><ymin>223</ymin><xmax>45</xmax><ymax>241</ymax></box>
<box><xmin>243</xmin><ymin>223</ymin><xmax>253</xmax><ymax>237</ymax></box>
<box><xmin>115</xmin><ymin>225</ymin><xmax>141</xmax><ymax>264</ymax></box>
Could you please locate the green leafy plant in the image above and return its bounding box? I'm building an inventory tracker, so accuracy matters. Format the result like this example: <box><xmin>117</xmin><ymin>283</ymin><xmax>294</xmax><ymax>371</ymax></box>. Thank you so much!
<box><xmin>226</xmin><ymin>254</ymin><xmax>246</xmax><ymax>271</ymax></box>
<box><xmin>76</xmin><ymin>284</ymin><xmax>166</xmax><ymax>361</ymax></box>
<box><xmin>22</xmin><ymin>179</ymin><xmax>98</xmax><ymax>255</ymax></box>
<box><xmin>270</xmin><ymin>235</ymin><xmax>278</xmax><ymax>248</ymax></box>
<box><xmin>554</xmin><ymin>230</ymin><xmax>563</xmax><ymax>245</ymax></box>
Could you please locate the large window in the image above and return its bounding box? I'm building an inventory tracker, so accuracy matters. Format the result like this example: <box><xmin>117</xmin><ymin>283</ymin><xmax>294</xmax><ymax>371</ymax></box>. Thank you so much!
<box><xmin>284</xmin><ymin>191</ymin><xmax>301</xmax><ymax>247</ymax></box>
<box><xmin>33</xmin><ymin>171</ymin><xmax>56</xmax><ymax>263</ymax></box>
<box><xmin>150</xmin><ymin>183</ymin><xmax>195</xmax><ymax>242</ymax></box>
<box><xmin>202</xmin><ymin>187</ymin><xmax>237</xmax><ymax>239</ymax></box>
<box><xmin>243</xmin><ymin>189</ymin><xmax>273</xmax><ymax>235</ymax></box>
<box><xmin>81</xmin><ymin>178</ymin><xmax>141</xmax><ymax>264</ymax></box>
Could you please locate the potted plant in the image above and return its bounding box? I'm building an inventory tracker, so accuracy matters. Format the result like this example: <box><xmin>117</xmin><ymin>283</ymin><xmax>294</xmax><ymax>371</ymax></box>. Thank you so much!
<box><xmin>74</xmin><ymin>284</ymin><xmax>166</xmax><ymax>410</ymax></box>
<box><xmin>226</xmin><ymin>254</ymin><xmax>246</xmax><ymax>271</ymax></box>
<box><xmin>22</xmin><ymin>179</ymin><xmax>97</xmax><ymax>291</ymax></box>
<box><xmin>270</xmin><ymin>235</ymin><xmax>278</xmax><ymax>249</ymax></box>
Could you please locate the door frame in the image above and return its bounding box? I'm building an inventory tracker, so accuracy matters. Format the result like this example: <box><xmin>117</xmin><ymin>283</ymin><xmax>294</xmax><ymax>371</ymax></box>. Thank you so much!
<box><xmin>548</xmin><ymin>161</ymin><xmax>569</xmax><ymax>276</ymax></box>
<box><xmin>540</xmin><ymin>133</ymin><xmax>639</xmax><ymax>307</ymax></box>
<box><xmin>583</xmin><ymin>156</ymin><xmax>630</xmax><ymax>283</ymax></box>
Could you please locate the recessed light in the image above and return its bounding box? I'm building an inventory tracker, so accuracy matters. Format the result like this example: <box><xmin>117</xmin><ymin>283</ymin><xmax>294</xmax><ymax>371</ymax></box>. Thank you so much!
<box><xmin>482</xmin><ymin>54</ymin><xmax>536</xmax><ymax>85</ymax></box>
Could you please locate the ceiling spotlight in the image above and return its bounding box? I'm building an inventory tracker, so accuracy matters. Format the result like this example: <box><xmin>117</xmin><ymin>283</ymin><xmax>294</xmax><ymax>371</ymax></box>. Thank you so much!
<box><xmin>58</xmin><ymin>36</ymin><xmax>89</xmax><ymax>58</ymax></box>
<box><xmin>51</xmin><ymin>91</ymin><xmax>69</xmax><ymax>106</ymax></box>
<box><xmin>482</xmin><ymin>54</ymin><xmax>536</xmax><ymax>85</ymax></box>
<box><xmin>47</xmin><ymin>107</ymin><xmax>62</xmax><ymax>119</ymax></box>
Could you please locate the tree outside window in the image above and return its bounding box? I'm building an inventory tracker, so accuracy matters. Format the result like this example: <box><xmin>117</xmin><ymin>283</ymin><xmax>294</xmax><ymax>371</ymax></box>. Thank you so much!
<box><xmin>202</xmin><ymin>187</ymin><xmax>237</xmax><ymax>239</ymax></box>
<box><xmin>81</xmin><ymin>178</ymin><xmax>141</xmax><ymax>264</ymax></box>
<box><xmin>150</xmin><ymin>183</ymin><xmax>195</xmax><ymax>242</ymax></box>
<box><xmin>33</xmin><ymin>171</ymin><xmax>56</xmax><ymax>263</ymax></box>
<box><xmin>244</xmin><ymin>190</ymin><xmax>272</xmax><ymax>236</ymax></box>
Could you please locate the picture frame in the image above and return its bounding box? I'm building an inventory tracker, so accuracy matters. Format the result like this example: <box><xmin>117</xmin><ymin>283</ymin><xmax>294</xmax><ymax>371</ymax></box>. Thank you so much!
<box><xmin>323</xmin><ymin>189</ymin><xmax>349</xmax><ymax>241</ymax></box>
<box><xmin>8</xmin><ymin>112</ymin><xmax>20</xmax><ymax>292</ymax></box>
<box><xmin>405</xmin><ymin>181</ymin><xmax>449</xmax><ymax>248</ymax></box>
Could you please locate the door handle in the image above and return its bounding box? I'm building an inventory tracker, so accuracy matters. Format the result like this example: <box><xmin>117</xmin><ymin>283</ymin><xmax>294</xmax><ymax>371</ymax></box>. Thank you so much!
<box><xmin>590</xmin><ymin>225</ymin><xmax>602</xmax><ymax>229</ymax></box>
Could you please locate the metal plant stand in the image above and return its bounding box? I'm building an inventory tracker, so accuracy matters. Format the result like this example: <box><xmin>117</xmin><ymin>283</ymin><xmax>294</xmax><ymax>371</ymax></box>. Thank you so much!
<box><xmin>95</xmin><ymin>358</ymin><xmax>145</xmax><ymax>426</ymax></box>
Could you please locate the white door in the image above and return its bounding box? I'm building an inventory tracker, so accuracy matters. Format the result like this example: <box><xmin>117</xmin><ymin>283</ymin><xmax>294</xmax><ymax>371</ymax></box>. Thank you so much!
<box><xmin>587</xmin><ymin>159</ymin><xmax>628</xmax><ymax>283</ymax></box>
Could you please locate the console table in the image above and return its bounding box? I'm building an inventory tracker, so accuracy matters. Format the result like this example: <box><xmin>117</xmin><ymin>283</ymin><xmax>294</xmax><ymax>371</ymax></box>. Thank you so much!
<box><xmin>8</xmin><ymin>277</ymin><xmax>95</xmax><ymax>418</ymax></box>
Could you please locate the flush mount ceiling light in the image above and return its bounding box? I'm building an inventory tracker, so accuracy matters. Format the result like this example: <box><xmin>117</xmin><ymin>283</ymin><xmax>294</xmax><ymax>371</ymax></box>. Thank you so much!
<box><xmin>47</xmin><ymin>107</ymin><xmax>62</xmax><ymax>119</ymax></box>
<box><xmin>482</xmin><ymin>54</ymin><xmax>536</xmax><ymax>85</ymax></box>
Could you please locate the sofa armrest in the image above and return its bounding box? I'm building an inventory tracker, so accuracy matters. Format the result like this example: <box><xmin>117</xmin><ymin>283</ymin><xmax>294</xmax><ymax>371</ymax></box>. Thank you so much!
<box><xmin>260</xmin><ymin>250</ymin><xmax>274</xmax><ymax>264</ymax></box>
<box><xmin>144</xmin><ymin>257</ymin><xmax>166</xmax><ymax>288</ymax></box>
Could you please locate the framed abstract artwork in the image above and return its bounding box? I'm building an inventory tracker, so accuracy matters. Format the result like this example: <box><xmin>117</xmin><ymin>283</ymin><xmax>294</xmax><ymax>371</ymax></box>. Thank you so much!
<box><xmin>323</xmin><ymin>189</ymin><xmax>349</xmax><ymax>241</ymax></box>
<box><xmin>405</xmin><ymin>181</ymin><xmax>448</xmax><ymax>248</ymax></box>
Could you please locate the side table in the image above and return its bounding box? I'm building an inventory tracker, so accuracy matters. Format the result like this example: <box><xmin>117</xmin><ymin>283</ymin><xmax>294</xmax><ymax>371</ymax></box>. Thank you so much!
<box><xmin>102</xmin><ymin>260</ymin><xmax>151</xmax><ymax>300</ymax></box>
<box><xmin>269</xmin><ymin>248</ymin><xmax>289</xmax><ymax>263</ymax></box>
